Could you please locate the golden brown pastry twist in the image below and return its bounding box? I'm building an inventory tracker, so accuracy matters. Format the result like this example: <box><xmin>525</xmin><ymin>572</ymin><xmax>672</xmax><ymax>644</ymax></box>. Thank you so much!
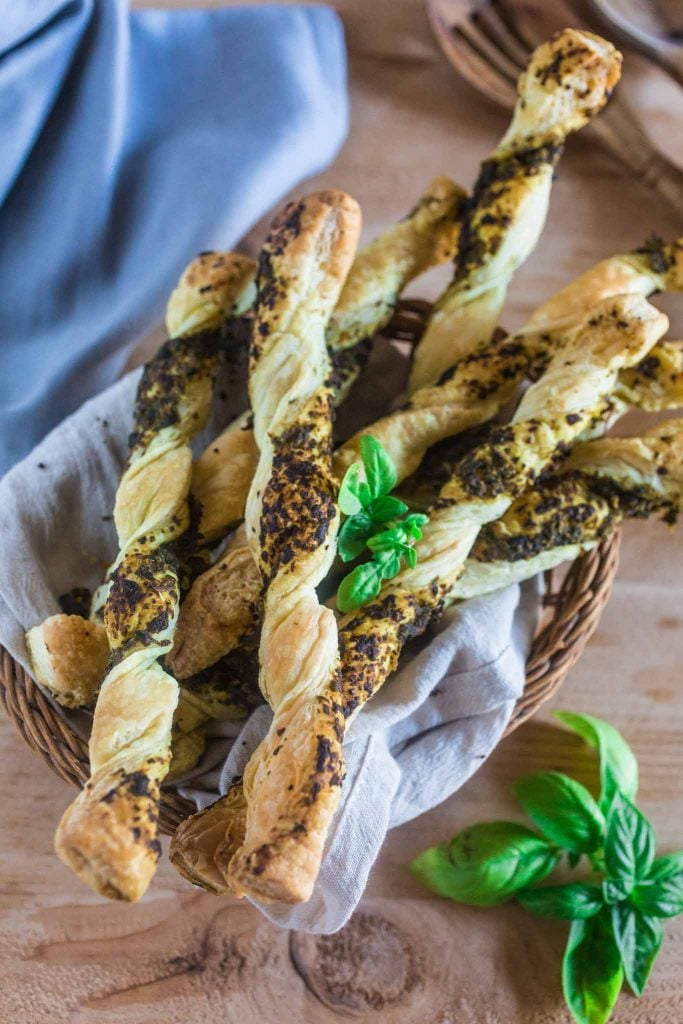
<box><xmin>170</xmin><ymin>237</ymin><xmax>683</xmax><ymax>683</ymax></box>
<box><xmin>53</xmin><ymin>258</ymin><xmax>255</xmax><ymax>901</ymax></box>
<box><xmin>190</xmin><ymin>176</ymin><xmax>464</xmax><ymax>544</ymax></box>
<box><xmin>28</xmin><ymin>181</ymin><xmax>462</xmax><ymax>724</ymax></box>
<box><xmin>170</xmin><ymin>294</ymin><xmax>668</xmax><ymax>896</ymax></box>
<box><xmin>409</xmin><ymin>28</ymin><xmax>622</xmax><ymax>392</ymax></box>
<box><xmin>452</xmin><ymin>419</ymin><xmax>683</xmax><ymax>600</ymax></box>
<box><xmin>226</xmin><ymin>191</ymin><xmax>361</xmax><ymax>903</ymax></box>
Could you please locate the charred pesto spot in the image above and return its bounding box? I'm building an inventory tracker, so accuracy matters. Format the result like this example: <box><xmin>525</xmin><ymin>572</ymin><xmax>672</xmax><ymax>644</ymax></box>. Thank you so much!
<box><xmin>330</xmin><ymin>338</ymin><xmax>372</xmax><ymax>396</ymax></box>
<box><xmin>128</xmin><ymin>330</ymin><xmax>220</xmax><ymax>452</ymax></box>
<box><xmin>635</xmin><ymin>234</ymin><xmax>681</xmax><ymax>276</ymax></box>
<box><xmin>258</xmin><ymin>392</ymin><xmax>337</xmax><ymax>582</ymax></box>
<box><xmin>449</xmin><ymin>144</ymin><xmax>562</xmax><ymax>287</ymax></box>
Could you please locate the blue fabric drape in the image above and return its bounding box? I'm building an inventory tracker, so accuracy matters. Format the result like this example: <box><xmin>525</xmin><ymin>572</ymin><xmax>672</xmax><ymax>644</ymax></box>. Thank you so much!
<box><xmin>0</xmin><ymin>1</ymin><xmax>348</xmax><ymax>472</ymax></box>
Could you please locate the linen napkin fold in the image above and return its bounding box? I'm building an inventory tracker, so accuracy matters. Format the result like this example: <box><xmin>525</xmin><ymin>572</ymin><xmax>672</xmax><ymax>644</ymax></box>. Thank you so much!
<box><xmin>0</xmin><ymin>338</ymin><xmax>539</xmax><ymax>933</ymax></box>
<box><xmin>0</xmin><ymin>0</ymin><xmax>348</xmax><ymax>473</ymax></box>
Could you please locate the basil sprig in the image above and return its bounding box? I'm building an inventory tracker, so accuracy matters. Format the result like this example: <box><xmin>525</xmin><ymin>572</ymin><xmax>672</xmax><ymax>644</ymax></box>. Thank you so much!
<box><xmin>336</xmin><ymin>435</ymin><xmax>428</xmax><ymax>613</ymax></box>
<box><xmin>409</xmin><ymin>711</ymin><xmax>683</xmax><ymax>1024</ymax></box>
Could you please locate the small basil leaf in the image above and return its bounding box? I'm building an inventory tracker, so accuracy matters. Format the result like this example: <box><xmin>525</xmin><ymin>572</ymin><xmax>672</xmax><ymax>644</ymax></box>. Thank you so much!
<box><xmin>555</xmin><ymin>711</ymin><xmax>638</xmax><ymax>813</ymax></box>
<box><xmin>647</xmin><ymin>851</ymin><xmax>683</xmax><ymax>882</ymax></box>
<box><xmin>368</xmin><ymin>494</ymin><xmax>408</xmax><ymax>523</ymax></box>
<box><xmin>374</xmin><ymin>549</ymin><xmax>401</xmax><ymax>579</ymax></box>
<box><xmin>563</xmin><ymin>909</ymin><xmax>623</xmax><ymax>1024</ymax></box>
<box><xmin>605</xmin><ymin>793</ymin><xmax>655</xmax><ymax>887</ymax></box>
<box><xmin>337</xmin><ymin>512</ymin><xmax>374</xmax><ymax>562</ymax></box>
<box><xmin>632</xmin><ymin>853</ymin><xmax>683</xmax><ymax>917</ymax></box>
<box><xmin>409</xmin><ymin>822</ymin><xmax>558</xmax><ymax>907</ymax></box>
<box><xmin>367</xmin><ymin>526</ymin><xmax>405</xmax><ymax>552</ymax></box>
<box><xmin>603</xmin><ymin>877</ymin><xmax>633</xmax><ymax>904</ymax></box>
<box><xmin>404</xmin><ymin>545</ymin><xmax>417</xmax><ymax>569</ymax></box>
<box><xmin>405</xmin><ymin>512</ymin><xmax>428</xmax><ymax>528</ymax></box>
<box><xmin>518</xmin><ymin>882</ymin><xmax>603</xmax><ymax>920</ymax></box>
<box><xmin>611</xmin><ymin>903</ymin><xmax>663</xmax><ymax>997</ymax></box>
<box><xmin>358</xmin><ymin>481</ymin><xmax>373</xmax><ymax>507</ymax></box>
<box><xmin>360</xmin><ymin>434</ymin><xmax>397</xmax><ymax>500</ymax></box>
<box><xmin>336</xmin><ymin>561</ymin><xmax>383</xmax><ymax>614</ymax></box>
<box><xmin>338</xmin><ymin>463</ymin><xmax>364</xmax><ymax>515</ymax></box>
<box><xmin>512</xmin><ymin>772</ymin><xmax>605</xmax><ymax>854</ymax></box>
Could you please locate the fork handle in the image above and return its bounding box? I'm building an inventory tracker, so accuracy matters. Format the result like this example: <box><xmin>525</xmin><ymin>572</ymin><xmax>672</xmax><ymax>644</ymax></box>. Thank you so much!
<box><xmin>588</xmin><ymin>91</ymin><xmax>683</xmax><ymax>220</ymax></box>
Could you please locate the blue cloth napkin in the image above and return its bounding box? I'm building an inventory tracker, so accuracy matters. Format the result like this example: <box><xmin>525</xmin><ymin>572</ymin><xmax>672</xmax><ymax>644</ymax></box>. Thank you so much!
<box><xmin>0</xmin><ymin>1</ymin><xmax>348</xmax><ymax>474</ymax></box>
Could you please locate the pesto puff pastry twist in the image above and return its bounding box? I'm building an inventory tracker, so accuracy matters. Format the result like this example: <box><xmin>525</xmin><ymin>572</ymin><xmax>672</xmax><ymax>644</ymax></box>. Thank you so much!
<box><xmin>335</xmin><ymin>294</ymin><xmax>666</xmax><ymax>727</ymax></box>
<box><xmin>335</xmin><ymin>236</ymin><xmax>683</xmax><ymax>486</ymax></box>
<box><xmin>169</xmin><ymin>239</ymin><xmax>683</xmax><ymax>683</ymax></box>
<box><xmin>169</xmin><ymin>294</ymin><xmax>668</xmax><ymax>896</ymax></box>
<box><xmin>408</xmin><ymin>28</ymin><xmax>622</xmax><ymax>393</ymax></box>
<box><xmin>53</xmin><ymin>258</ymin><xmax>255</xmax><ymax>902</ymax></box>
<box><xmin>226</xmin><ymin>191</ymin><xmax>361</xmax><ymax>904</ymax></box>
<box><xmin>170</xmin><ymin>178</ymin><xmax>464</xmax><ymax>676</ymax></box>
<box><xmin>451</xmin><ymin>419</ymin><xmax>683</xmax><ymax>601</ymax></box>
<box><xmin>29</xmin><ymin>180</ymin><xmax>462</xmax><ymax>713</ymax></box>
<box><xmin>189</xmin><ymin>176</ymin><xmax>464</xmax><ymax>544</ymax></box>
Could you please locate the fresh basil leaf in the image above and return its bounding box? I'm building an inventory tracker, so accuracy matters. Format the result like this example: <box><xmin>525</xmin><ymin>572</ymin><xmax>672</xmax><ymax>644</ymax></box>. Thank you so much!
<box><xmin>405</xmin><ymin>512</ymin><xmax>428</xmax><ymax>528</ymax></box>
<box><xmin>336</xmin><ymin>561</ymin><xmax>383</xmax><ymax>614</ymax></box>
<box><xmin>555</xmin><ymin>711</ymin><xmax>638</xmax><ymax>813</ymax></box>
<box><xmin>518</xmin><ymin>882</ymin><xmax>603</xmax><ymax>920</ymax></box>
<box><xmin>512</xmin><ymin>772</ymin><xmax>605</xmax><ymax>854</ymax></box>
<box><xmin>367</xmin><ymin>526</ymin><xmax>405</xmax><ymax>552</ymax></box>
<box><xmin>404</xmin><ymin>545</ymin><xmax>417</xmax><ymax>569</ymax></box>
<box><xmin>337</xmin><ymin>512</ymin><xmax>374</xmax><ymax>562</ymax></box>
<box><xmin>647</xmin><ymin>851</ymin><xmax>683</xmax><ymax>882</ymax></box>
<box><xmin>611</xmin><ymin>903</ymin><xmax>663</xmax><ymax>997</ymax></box>
<box><xmin>404</xmin><ymin>512</ymin><xmax>429</xmax><ymax>539</ymax></box>
<box><xmin>409</xmin><ymin>822</ymin><xmax>559</xmax><ymax>906</ymax></box>
<box><xmin>368</xmin><ymin>494</ymin><xmax>408</xmax><ymax>523</ymax></box>
<box><xmin>603</xmin><ymin>878</ymin><xmax>632</xmax><ymax>904</ymax></box>
<box><xmin>563</xmin><ymin>909</ymin><xmax>623</xmax><ymax>1024</ymax></box>
<box><xmin>632</xmin><ymin>853</ymin><xmax>683</xmax><ymax>918</ymax></box>
<box><xmin>338</xmin><ymin>463</ymin><xmax>364</xmax><ymax>515</ymax></box>
<box><xmin>605</xmin><ymin>793</ymin><xmax>655</xmax><ymax>888</ymax></box>
<box><xmin>374</xmin><ymin>548</ymin><xmax>402</xmax><ymax>579</ymax></box>
<box><xmin>360</xmin><ymin>434</ymin><xmax>397</xmax><ymax>500</ymax></box>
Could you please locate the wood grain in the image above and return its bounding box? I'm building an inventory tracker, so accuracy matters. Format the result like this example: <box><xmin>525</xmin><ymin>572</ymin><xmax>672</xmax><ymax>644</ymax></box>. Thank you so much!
<box><xmin>3</xmin><ymin>1</ymin><xmax>683</xmax><ymax>1021</ymax></box>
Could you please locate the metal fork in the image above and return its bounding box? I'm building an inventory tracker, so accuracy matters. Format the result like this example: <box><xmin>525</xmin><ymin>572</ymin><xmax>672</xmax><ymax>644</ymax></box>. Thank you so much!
<box><xmin>427</xmin><ymin>0</ymin><xmax>683</xmax><ymax>215</ymax></box>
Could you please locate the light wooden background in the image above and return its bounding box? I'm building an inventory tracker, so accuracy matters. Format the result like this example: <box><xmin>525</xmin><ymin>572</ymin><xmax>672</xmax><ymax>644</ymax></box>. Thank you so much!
<box><xmin>2</xmin><ymin>1</ymin><xmax>683</xmax><ymax>1021</ymax></box>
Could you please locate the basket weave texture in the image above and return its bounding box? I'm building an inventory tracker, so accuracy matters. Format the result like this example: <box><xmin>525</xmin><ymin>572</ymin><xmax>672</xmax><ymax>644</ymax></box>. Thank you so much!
<box><xmin>0</xmin><ymin>299</ymin><xmax>621</xmax><ymax>835</ymax></box>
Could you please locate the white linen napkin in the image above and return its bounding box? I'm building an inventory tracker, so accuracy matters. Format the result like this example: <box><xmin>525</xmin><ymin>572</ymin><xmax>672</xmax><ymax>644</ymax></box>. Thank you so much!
<box><xmin>0</xmin><ymin>340</ymin><xmax>540</xmax><ymax>933</ymax></box>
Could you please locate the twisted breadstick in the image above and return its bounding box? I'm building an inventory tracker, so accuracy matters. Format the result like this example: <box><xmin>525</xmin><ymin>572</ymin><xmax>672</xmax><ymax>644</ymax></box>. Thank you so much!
<box><xmin>189</xmin><ymin>176</ymin><xmax>464</xmax><ymax>544</ymax></box>
<box><xmin>170</xmin><ymin>295</ymin><xmax>667</xmax><ymax>896</ymax></box>
<box><xmin>169</xmin><ymin>236</ymin><xmax>683</xmax><ymax>682</ymax></box>
<box><xmin>166</xmin><ymin>250</ymin><xmax>257</xmax><ymax>338</ymax></box>
<box><xmin>335</xmin><ymin>295</ymin><xmax>666</xmax><ymax>725</ymax></box>
<box><xmin>452</xmin><ymin>419</ymin><xmax>683</xmax><ymax>600</ymax></box>
<box><xmin>400</xmin><ymin>340</ymin><xmax>683</xmax><ymax>511</ymax></box>
<box><xmin>29</xmin><ymin>181</ymin><xmax>462</xmax><ymax>717</ymax></box>
<box><xmin>53</xmin><ymin>259</ymin><xmax>255</xmax><ymax>901</ymax></box>
<box><xmin>408</xmin><ymin>29</ymin><xmax>622</xmax><ymax>393</ymax></box>
<box><xmin>224</xmin><ymin>190</ymin><xmax>360</xmax><ymax>904</ymax></box>
<box><xmin>170</xmin><ymin>179</ymin><xmax>463</xmax><ymax>675</ymax></box>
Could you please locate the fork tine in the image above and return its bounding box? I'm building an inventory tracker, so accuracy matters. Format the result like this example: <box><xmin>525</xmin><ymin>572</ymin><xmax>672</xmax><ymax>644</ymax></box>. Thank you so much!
<box><xmin>427</xmin><ymin>0</ymin><xmax>517</xmax><ymax>109</ymax></box>
<box><xmin>472</xmin><ymin>3</ymin><xmax>530</xmax><ymax>72</ymax></box>
<box><xmin>457</xmin><ymin>20</ymin><xmax>520</xmax><ymax>89</ymax></box>
<box><xmin>489</xmin><ymin>0</ymin><xmax>538</xmax><ymax>59</ymax></box>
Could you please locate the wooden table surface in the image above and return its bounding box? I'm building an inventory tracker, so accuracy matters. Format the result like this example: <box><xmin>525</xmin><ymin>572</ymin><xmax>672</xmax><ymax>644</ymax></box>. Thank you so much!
<box><xmin>2</xmin><ymin>2</ymin><xmax>683</xmax><ymax>1021</ymax></box>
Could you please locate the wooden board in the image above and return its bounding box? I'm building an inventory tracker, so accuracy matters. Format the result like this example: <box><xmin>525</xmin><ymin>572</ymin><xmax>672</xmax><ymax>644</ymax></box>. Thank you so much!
<box><xmin>2</xmin><ymin>1</ymin><xmax>683</xmax><ymax>1021</ymax></box>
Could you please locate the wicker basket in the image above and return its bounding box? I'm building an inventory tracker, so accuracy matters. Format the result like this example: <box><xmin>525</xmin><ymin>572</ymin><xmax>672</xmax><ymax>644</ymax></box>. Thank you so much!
<box><xmin>0</xmin><ymin>299</ymin><xmax>622</xmax><ymax>835</ymax></box>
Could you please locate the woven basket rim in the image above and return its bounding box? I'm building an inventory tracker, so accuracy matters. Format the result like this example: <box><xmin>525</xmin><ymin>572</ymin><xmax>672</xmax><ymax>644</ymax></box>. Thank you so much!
<box><xmin>0</xmin><ymin>300</ymin><xmax>623</xmax><ymax>834</ymax></box>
